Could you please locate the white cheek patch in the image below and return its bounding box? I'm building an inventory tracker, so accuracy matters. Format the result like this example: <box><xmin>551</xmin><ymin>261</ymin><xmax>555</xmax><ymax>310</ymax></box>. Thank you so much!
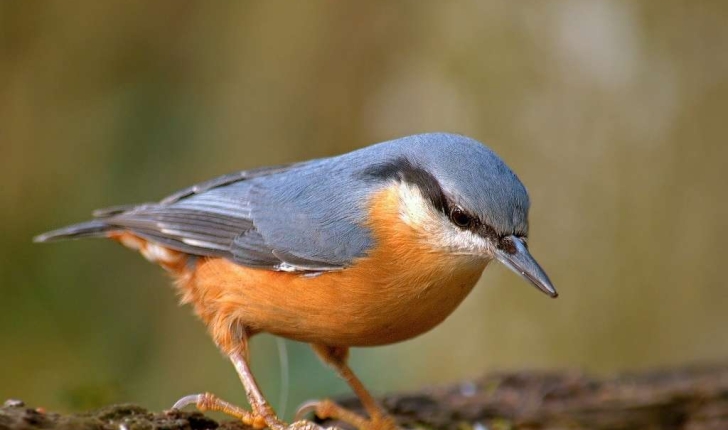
<box><xmin>396</xmin><ymin>182</ymin><xmax>493</xmax><ymax>257</ymax></box>
<box><xmin>397</xmin><ymin>182</ymin><xmax>438</xmax><ymax>228</ymax></box>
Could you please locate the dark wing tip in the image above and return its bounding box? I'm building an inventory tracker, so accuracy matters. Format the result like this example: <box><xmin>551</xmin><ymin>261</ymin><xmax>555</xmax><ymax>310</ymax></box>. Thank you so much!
<box><xmin>92</xmin><ymin>204</ymin><xmax>141</xmax><ymax>218</ymax></box>
<box><xmin>33</xmin><ymin>220</ymin><xmax>112</xmax><ymax>243</ymax></box>
<box><xmin>33</xmin><ymin>229</ymin><xmax>73</xmax><ymax>243</ymax></box>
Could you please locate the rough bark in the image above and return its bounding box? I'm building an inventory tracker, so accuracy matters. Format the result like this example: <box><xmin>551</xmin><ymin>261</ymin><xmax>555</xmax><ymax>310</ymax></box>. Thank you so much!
<box><xmin>2</xmin><ymin>364</ymin><xmax>727</xmax><ymax>430</ymax></box>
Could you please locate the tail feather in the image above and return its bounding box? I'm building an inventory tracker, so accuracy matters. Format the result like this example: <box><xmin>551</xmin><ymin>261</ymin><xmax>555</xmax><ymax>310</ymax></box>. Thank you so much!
<box><xmin>34</xmin><ymin>220</ymin><xmax>116</xmax><ymax>243</ymax></box>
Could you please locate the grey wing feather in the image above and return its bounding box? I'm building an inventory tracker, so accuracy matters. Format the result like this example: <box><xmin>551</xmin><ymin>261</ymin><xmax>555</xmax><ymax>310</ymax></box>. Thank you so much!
<box><xmin>38</xmin><ymin>158</ymin><xmax>369</xmax><ymax>273</ymax></box>
<box><xmin>95</xmin><ymin>160</ymin><xmax>349</xmax><ymax>272</ymax></box>
<box><xmin>92</xmin><ymin>204</ymin><xmax>152</xmax><ymax>218</ymax></box>
<box><xmin>231</xmin><ymin>229</ymin><xmax>281</xmax><ymax>267</ymax></box>
<box><xmin>160</xmin><ymin>162</ymin><xmax>303</xmax><ymax>204</ymax></box>
<box><xmin>107</xmin><ymin>207</ymin><xmax>251</xmax><ymax>257</ymax></box>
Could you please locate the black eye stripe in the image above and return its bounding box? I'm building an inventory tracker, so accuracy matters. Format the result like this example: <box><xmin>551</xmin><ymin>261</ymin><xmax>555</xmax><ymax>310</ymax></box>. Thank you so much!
<box><xmin>361</xmin><ymin>157</ymin><xmax>448</xmax><ymax>213</ymax></box>
<box><xmin>361</xmin><ymin>158</ymin><xmax>527</xmax><ymax>242</ymax></box>
<box><xmin>476</xmin><ymin>222</ymin><xmax>498</xmax><ymax>241</ymax></box>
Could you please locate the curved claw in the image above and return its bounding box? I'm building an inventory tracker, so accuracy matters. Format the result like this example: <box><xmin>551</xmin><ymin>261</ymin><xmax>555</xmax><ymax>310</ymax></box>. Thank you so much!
<box><xmin>294</xmin><ymin>400</ymin><xmax>321</xmax><ymax>421</ymax></box>
<box><xmin>172</xmin><ymin>394</ymin><xmax>203</xmax><ymax>410</ymax></box>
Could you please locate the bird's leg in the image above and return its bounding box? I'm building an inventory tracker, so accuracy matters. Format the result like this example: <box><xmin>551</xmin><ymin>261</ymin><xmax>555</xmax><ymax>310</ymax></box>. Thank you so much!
<box><xmin>229</xmin><ymin>336</ymin><xmax>283</xmax><ymax>429</ymax></box>
<box><xmin>297</xmin><ymin>344</ymin><xmax>399</xmax><ymax>430</ymax></box>
<box><xmin>173</xmin><ymin>326</ymin><xmax>287</xmax><ymax>429</ymax></box>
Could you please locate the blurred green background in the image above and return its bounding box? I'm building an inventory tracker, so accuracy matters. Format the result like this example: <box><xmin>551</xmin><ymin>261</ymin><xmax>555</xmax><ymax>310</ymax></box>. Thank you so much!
<box><xmin>2</xmin><ymin>0</ymin><xmax>727</xmax><ymax>420</ymax></box>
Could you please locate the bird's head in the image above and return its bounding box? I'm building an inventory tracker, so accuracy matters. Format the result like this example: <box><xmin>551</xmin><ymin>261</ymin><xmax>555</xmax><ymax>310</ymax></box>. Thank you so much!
<box><xmin>359</xmin><ymin>133</ymin><xmax>557</xmax><ymax>298</ymax></box>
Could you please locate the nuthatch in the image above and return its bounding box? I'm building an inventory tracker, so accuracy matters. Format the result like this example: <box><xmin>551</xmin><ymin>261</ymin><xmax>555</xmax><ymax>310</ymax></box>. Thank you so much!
<box><xmin>36</xmin><ymin>133</ymin><xmax>557</xmax><ymax>430</ymax></box>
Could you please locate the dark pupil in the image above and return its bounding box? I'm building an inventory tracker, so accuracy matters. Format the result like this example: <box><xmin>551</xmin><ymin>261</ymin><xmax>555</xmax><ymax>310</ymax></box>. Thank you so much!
<box><xmin>451</xmin><ymin>208</ymin><xmax>471</xmax><ymax>227</ymax></box>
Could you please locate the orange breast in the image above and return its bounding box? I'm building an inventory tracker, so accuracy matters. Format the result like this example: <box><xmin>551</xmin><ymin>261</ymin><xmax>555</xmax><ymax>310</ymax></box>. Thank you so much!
<box><xmin>178</xmin><ymin>185</ymin><xmax>488</xmax><ymax>350</ymax></box>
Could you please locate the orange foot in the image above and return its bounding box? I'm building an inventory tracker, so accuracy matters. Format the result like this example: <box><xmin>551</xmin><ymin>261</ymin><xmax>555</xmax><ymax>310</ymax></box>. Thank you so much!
<box><xmin>173</xmin><ymin>392</ymin><xmax>336</xmax><ymax>430</ymax></box>
<box><xmin>297</xmin><ymin>399</ymin><xmax>400</xmax><ymax>430</ymax></box>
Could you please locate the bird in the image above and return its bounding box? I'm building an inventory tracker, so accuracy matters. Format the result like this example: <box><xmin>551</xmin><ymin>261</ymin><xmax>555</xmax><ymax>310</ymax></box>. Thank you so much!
<box><xmin>35</xmin><ymin>132</ymin><xmax>557</xmax><ymax>430</ymax></box>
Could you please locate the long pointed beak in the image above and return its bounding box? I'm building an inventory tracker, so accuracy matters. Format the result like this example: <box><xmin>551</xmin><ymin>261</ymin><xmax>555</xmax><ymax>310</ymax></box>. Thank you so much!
<box><xmin>494</xmin><ymin>236</ymin><xmax>558</xmax><ymax>298</ymax></box>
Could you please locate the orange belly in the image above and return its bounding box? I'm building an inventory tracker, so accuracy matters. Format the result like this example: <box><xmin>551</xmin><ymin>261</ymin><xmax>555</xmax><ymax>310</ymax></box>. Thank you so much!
<box><xmin>182</xmin><ymin>253</ymin><xmax>487</xmax><ymax>349</ymax></box>
<box><xmin>176</xmin><ymin>185</ymin><xmax>489</xmax><ymax>351</ymax></box>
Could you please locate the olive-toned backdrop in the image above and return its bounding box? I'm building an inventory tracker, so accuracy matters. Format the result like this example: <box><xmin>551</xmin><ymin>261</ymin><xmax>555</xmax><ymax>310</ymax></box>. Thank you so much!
<box><xmin>2</xmin><ymin>1</ymin><xmax>726</xmax><ymax>420</ymax></box>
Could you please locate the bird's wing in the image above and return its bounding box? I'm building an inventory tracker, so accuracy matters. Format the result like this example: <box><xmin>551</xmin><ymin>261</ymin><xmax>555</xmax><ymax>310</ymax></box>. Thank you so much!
<box><xmin>158</xmin><ymin>163</ymin><xmax>302</xmax><ymax>205</ymax></box>
<box><xmin>100</xmin><ymin>159</ymin><xmax>373</xmax><ymax>272</ymax></box>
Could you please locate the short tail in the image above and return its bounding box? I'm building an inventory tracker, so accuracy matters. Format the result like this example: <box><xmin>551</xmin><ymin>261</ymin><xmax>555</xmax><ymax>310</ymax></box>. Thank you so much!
<box><xmin>33</xmin><ymin>220</ymin><xmax>117</xmax><ymax>243</ymax></box>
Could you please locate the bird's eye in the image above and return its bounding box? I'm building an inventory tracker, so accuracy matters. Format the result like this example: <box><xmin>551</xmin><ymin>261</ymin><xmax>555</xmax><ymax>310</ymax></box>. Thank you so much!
<box><xmin>449</xmin><ymin>207</ymin><xmax>472</xmax><ymax>228</ymax></box>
